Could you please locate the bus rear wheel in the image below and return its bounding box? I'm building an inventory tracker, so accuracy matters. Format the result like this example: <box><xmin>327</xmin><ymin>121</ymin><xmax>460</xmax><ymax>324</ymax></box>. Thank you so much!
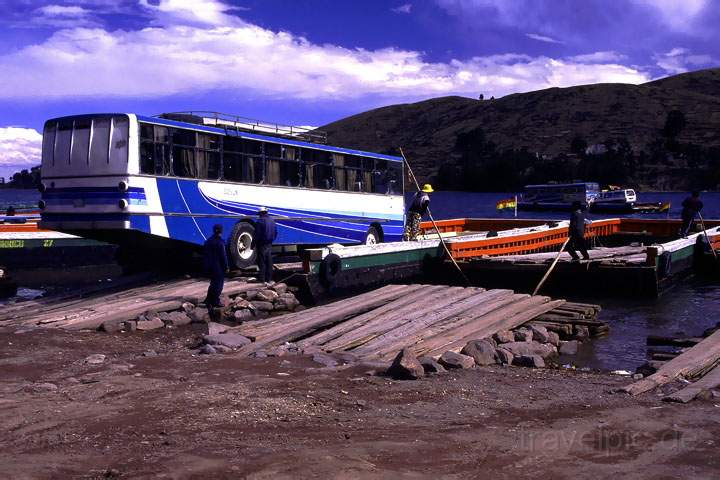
<box><xmin>228</xmin><ymin>222</ymin><xmax>257</xmax><ymax>270</ymax></box>
<box><xmin>365</xmin><ymin>226</ymin><xmax>381</xmax><ymax>245</ymax></box>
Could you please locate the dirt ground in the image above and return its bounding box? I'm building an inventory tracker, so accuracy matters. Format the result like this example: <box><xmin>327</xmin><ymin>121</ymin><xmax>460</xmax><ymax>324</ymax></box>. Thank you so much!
<box><xmin>1</xmin><ymin>325</ymin><xmax>719</xmax><ymax>480</ymax></box>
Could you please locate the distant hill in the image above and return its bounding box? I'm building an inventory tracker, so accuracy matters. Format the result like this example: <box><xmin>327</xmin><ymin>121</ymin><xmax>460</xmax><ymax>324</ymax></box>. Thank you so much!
<box><xmin>323</xmin><ymin>68</ymin><xmax>720</xmax><ymax>191</ymax></box>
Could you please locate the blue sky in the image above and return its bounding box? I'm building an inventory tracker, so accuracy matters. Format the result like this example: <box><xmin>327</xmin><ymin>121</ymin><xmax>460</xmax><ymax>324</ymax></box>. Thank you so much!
<box><xmin>0</xmin><ymin>0</ymin><xmax>718</xmax><ymax>181</ymax></box>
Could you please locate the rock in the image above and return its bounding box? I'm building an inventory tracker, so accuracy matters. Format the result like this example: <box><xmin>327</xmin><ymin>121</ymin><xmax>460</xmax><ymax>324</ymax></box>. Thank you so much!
<box><xmin>438</xmin><ymin>351</ymin><xmax>475</xmax><ymax>369</ymax></box>
<box><xmin>418</xmin><ymin>356</ymin><xmax>446</xmax><ymax>374</ymax></box>
<box><xmin>573</xmin><ymin>325</ymin><xmax>590</xmax><ymax>340</ymax></box>
<box><xmin>203</xmin><ymin>333</ymin><xmax>251</xmax><ymax>349</ymax></box>
<box><xmin>632</xmin><ymin>373</ymin><xmax>644</xmax><ymax>380</ymax></box>
<box><xmin>514</xmin><ymin>328</ymin><xmax>533</xmax><ymax>342</ymax></box>
<box><xmin>84</xmin><ymin>354</ymin><xmax>106</xmax><ymax>365</ymax></box>
<box><xmin>213</xmin><ymin>345</ymin><xmax>233</xmax><ymax>353</ymax></box>
<box><xmin>189</xmin><ymin>309</ymin><xmax>210</xmax><ymax>323</ymax></box>
<box><xmin>13</xmin><ymin>326</ymin><xmax>39</xmax><ymax>334</ymax></box>
<box><xmin>99</xmin><ymin>320</ymin><xmax>123</xmax><ymax>333</ymax></box>
<box><xmin>493</xmin><ymin>330</ymin><xmax>515</xmax><ymax>344</ymax></box>
<box><xmin>157</xmin><ymin>312</ymin><xmax>170</xmax><ymax>321</ymax></box>
<box><xmin>233</xmin><ymin>298</ymin><xmax>251</xmax><ymax>309</ymax></box>
<box><xmin>547</xmin><ymin>331</ymin><xmax>560</xmax><ymax>347</ymax></box>
<box><xmin>513</xmin><ymin>354</ymin><xmax>546</xmax><ymax>368</ymax></box>
<box><xmin>31</xmin><ymin>382</ymin><xmax>58</xmax><ymax>393</ymax></box>
<box><xmin>636</xmin><ymin>361</ymin><xmax>663</xmax><ymax>377</ymax></box>
<box><xmin>274</xmin><ymin>294</ymin><xmax>300</xmax><ymax>311</ymax></box>
<box><xmin>233</xmin><ymin>309</ymin><xmax>254</xmax><ymax>322</ymax></box>
<box><xmin>461</xmin><ymin>339</ymin><xmax>499</xmax><ymax>366</ymax></box>
<box><xmin>250</xmin><ymin>350</ymin><xmax>268</xmax><ymax>359</ymax></box>
<box><xmin>162</xmin><ymin>311</ymin><xmax>192</xmax><ymax>327</ymax></box>
<box><xmin>273</xmin><ymin>283</ymin><xmax>288</xmax><ymax>295</ymax></box>
<box><xmin>500</xmin><ymin>341</ymin><xmax>557</xmax><ymax>360</ymax></box>
<box><xmin>495</xmin><ymin>347</ymin><xmax>514</xmax><ymax>365</ymax></box>
<box><xmin>182</xmin><ymin>295</ymin><xmax>200</xmax><ymax>305</ymax></box>
<box><xmin>193</xmin><ymin>321</ymin><xmax>227</xmax><ymax>336</ymax></box>
<box><xmin>255</xmin><ymin>289</ymin><xmax>279</xmax><ymax>302</ymax></box>
<box><xmin>136</xmin><ymin>318</ymin><xmax>165</xmax><ymax>331</ymax></box>
<box><xmin>387</xmin><ymin>348</ymin><xmax>425</xmax><ymax>380</ymax></box>
<box><xmin>250</xmin><ymin>301</ymin><xmax>275</xmax><ymax>312</ymax></box>
<box><xmin>121</xmin><ymin>321</ymin><xmax>137</xmax><ymax>332</ymax></box>
<box><xmin>559</xmin><ymin>340</ymin><xmax>579</xmax><ymax>355</ymax></box>
<box><xmin>199</xmin><ymin>344</ymin><xmax>217</xmax><ymax>355</ymax></box>
<box><xmin>312</xmin><ymin>353</ymin><xmax>339</xmax><ymax>368</ymax></box>
<box><xmin>142</xmin><ymin>350</ymin><xmax>158</xmax><ymax>357</ymax></box>
<box><xmin>529</xmin><ymin>325</ymin><xmax>550</xmax><ymax>344</ymax></box>
<box><xmin>483</xmin><ymin>336</ymin><xmax>498</xmax><ymax>348</ymax></box>
<box><xmin>181</xmin><ymin>302</ymin><xmax>195</xmax><ymax>313</ymax></box>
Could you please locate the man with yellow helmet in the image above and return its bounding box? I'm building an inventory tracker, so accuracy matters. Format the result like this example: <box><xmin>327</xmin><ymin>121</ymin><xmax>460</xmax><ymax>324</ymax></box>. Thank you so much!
<box><xmin>403</xmin><ymin>184</ymin><xmax>433</xmax><ymax>241</ymax></box>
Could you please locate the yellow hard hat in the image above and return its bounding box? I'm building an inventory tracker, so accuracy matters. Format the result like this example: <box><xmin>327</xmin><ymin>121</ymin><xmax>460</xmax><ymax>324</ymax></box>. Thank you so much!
<box><xmin>421</xmin><ymin>184</ymin><xmax>434</xmax><ymax>193</ymax></box>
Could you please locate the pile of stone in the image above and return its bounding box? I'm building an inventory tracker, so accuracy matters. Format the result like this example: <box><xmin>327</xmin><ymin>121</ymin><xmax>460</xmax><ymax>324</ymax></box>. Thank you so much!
<box><xmin>99</xmin><ymin>282</ymin><xmax>302</xmax><ymax>334</ymax></box>
<box><xmin>388</xmin><ymin>323</ymin><xmax>585</xmax><ymax>380</ymax></box>
<box><xmin>226</xmin><ymin>283</ymin><xmax>302</xmax><ymax>323</ymax></box>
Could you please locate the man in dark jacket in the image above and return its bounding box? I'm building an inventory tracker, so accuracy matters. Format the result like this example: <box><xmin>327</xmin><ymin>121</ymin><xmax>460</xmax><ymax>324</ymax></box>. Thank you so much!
<box><xmin>680</xmin><ymin>191</ymin><xmax>703</xmax><ymax>237</ymax></box>
<box><xmin>403</xmin><ymin>184</ymin><xmax>433</xmax><ymax>241</ymax></box>
<box><xmin>253</xmin><ymin>207</ymin><xmax>277</xmax><ymax>284</ymax></box>
<box><xmin>203</xmin><ymin>224</ymin><xmax>228</xmax><ymax>313</ymax></box>
<box><xmin>567</xmin><ymin>201</ymin><xmax>591</xmax><ymax>261</ymax></box>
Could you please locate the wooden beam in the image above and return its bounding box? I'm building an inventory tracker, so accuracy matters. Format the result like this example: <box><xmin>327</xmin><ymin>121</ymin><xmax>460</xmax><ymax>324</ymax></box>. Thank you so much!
<box><xmin>622</xmin><ymin>329</ymin><xmax>720</xmax><ymax>396</ymax></box>
<box><xmin>663</xmin><ymin>365</ymin><xmax>720</xmax><ymax>403</ymax></box>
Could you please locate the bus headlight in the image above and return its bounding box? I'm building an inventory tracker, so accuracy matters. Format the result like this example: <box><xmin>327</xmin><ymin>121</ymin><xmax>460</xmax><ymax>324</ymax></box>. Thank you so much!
<box><xmin>38</xmin><ymin>200</ymin><xmax>46</xmax><ymax>210</ymax></box>
<box><xmin>118</xmin><ymin>199</ymin><xmax>128</xmax><ymax>210</ymax></box>
<box><xmin>38</xmin><ymin>183</ymin><xmax>47</xmax><ymax>193</ymax></box>
<box><xmin>118</xmin><ymin>181</ymin><xmax>129</xmax><ymax>192</ymax></box>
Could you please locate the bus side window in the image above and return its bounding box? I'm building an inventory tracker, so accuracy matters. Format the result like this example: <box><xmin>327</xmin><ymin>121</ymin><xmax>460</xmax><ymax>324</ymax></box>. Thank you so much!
<box><xmin>265</xmin><ymin>142</ymin><xmax>282</xmax><ymax>185</ymax></box>
<box><xmin>360</xmin><ymin>157</ymin><xmax>374</xmax><ymax>193</ymax></box>
<box><xmin>243</xmin><ymin>139</ymin><xmax>263</xmax><ymax>184</ymax></box>
<box><xmin>280</xmin><ymin>146</ymin><xmax>300</xmax><ymax>187</ymax></box>
<box><xmin>197</xmin><ymin>133</ymin><xmax>220</xmax><ymax>180</ymax></box>
<box><xmin>172</xmin><ymin>129</ymin><xmax>196</xmax><ymax>178</ymax></box>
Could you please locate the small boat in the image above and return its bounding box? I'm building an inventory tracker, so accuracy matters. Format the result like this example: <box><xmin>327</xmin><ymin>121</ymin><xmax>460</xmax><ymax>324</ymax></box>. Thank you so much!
<box><xmin>589</xmin><ymin>188</ymin><xmax>671</xmax><ymax>214</ymax></box>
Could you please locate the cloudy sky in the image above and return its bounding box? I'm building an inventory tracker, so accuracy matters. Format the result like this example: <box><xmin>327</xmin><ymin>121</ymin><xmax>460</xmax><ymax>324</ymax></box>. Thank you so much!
<box><xmin>0</xmin><ymin>0</ymin><xmax>718</xmax><ymax>181</ymax></box>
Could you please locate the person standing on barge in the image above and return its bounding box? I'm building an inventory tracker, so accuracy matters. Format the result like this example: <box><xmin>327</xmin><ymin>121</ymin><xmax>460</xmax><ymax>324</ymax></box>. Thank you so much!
<box><xmin>403</xmin><ymin>184</ymin><xmax>433</xmax><ymax>241</ymax></box>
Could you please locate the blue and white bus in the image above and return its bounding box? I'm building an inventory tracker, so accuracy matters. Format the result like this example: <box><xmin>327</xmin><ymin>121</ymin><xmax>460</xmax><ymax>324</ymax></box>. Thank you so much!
<box><xmin>39</xmin><ymin>112</ymin><xmax>405</xmax><ymax>268</ymax></box>
<box><xmin>517</xmin><ymin>182</ymin><xmax>600</xmax><ymax>211</ymax></box>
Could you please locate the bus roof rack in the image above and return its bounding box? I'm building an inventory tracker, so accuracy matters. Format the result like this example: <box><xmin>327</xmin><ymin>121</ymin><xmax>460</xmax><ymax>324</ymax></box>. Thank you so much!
<box><xmin>155</xmin><ymin>111</ymin><xmax>328</xmax><ymax>144</ymax></box>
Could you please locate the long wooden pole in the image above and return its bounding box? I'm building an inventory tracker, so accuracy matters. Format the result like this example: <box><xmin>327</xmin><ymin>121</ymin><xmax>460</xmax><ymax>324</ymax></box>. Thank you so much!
<box><xmin>532</xmin><ymin>237</ymin><xmax>571</xmax><ymax>296</ymax></box>
<box><xmin>398</xmin><ymin>147</ymin><xmax>469</xmax><ymax>286</ymax></box>
<box><xmin>698</xmin><ymin>211</ymin><xmax>717</xmax><ymax>260</ymax></box>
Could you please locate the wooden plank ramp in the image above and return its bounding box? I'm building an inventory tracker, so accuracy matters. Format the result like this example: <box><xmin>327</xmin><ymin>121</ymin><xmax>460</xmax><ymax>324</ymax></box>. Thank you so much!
<box><xmin>622</xmin><ymin>329</ymin><xmax>720</xmax><ymax>398</ymax></box>
<box><xmin>235</xmin><ymin>284</ymin><xmax>572</xmax><ymax>362</ymax></box>
<box><xmin>0</xmin><ymin>277</ymin><xmax>264</xmax><ymax>331</ymax></box>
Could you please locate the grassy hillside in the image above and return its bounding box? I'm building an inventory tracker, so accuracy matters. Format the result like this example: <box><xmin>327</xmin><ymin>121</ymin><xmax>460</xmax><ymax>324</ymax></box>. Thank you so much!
<box><xmin>323</xmin><ymin>68</ymin><xmax>720</xmax><ymax>191</ymax></box>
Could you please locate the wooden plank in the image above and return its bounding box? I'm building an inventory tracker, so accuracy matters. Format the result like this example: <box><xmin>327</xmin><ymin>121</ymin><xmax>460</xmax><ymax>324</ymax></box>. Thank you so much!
<box><xmin>413</xmin><ymin>296</ymin><xmax>559</xmax><ymax>358</ymax></box>
<box><xmin>357</xmin><ymin>290</ymin><xmax>516</xmax><ymax>359</ymax></box>
<box><xmin>321</xmin><ymin>287</ymin><xmax>477</xmax><ymax>352</ymax></box>
<box><xmin>664</xmin><ymin>365</ymin><xmax>720</xmax><ymax>403</ymax></box>
<box><xmin>235</xmin><ymin>285</ymin><xmax>417</xmax><ymax>356</ymax></box>
<box><xmin>428</xmin><ymin>298</ymin><xmax>565</xmax><ymax>357</ymax></box>
<box><xmin>622</xmin><ymin>329</ymin><xmax>720</xmax><ymax>396</ymax></box>
<box><xmin>240</xmin><ymin>284</ymin><xmax>413</xmax><ymax>340</ymax></box>
<box><xmin>295</xmin><ymin>285</ymin><xmax>448</xmax><ymax>349</ymax></box>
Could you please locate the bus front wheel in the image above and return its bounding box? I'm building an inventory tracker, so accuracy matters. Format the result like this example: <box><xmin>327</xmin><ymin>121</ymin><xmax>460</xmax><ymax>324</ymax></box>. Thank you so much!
<box><xmin>228</xmin><ymin>222</ymin><xmax>257</xmax><ymax>270</ymax></box>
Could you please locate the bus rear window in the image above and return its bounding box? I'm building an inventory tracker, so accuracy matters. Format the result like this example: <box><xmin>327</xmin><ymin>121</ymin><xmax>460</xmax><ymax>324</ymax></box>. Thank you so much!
<box><xmin>70</xmin><ymin>118</ymin><xmax>91</xmax><ymax>165</ymax></box>
<box><xmin>110</xmin><ymin>117</ymin><xmax>129</xmax><ymax>163</ymax></box>
<box><xmin>42</xmin><ymin>122</ymin><xmax>56</xmax><ymax>166</ymax></box>
<box><xmin>90</xmin><ymin>118</ymin><xmax>110</xmax><ymax>163</ymax></box>
<box><xmin>54</xmin><ymin>120</ymin><xmax>73</xmax><ymax>165</ymax></box>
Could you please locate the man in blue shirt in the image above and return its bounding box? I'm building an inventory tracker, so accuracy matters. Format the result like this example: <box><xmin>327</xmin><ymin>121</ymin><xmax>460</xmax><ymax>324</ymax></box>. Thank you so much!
<box><xmin>253</xmin><ymin>207</ymin><xmax>278</xmax><ymax>284</ymax></box>
<box><xmin>203</xmin><ymin>224</ymin><xmax>228</xmax><ymax>313</ymax></box>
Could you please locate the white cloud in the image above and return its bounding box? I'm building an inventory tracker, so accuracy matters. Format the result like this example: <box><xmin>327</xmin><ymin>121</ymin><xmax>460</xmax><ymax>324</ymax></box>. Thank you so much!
<box><xmin>0</xmin><ymin>0</ymin><xmax>651</xmax><ymax>102</ymax></box>
<box><xmin>525</xmin><ymin>33</ymin><xmax>562</xmax><ymax>44</ymax></box>
<box><xmin>37</xmin><ymin>5</ymin><xmax>91</xmax><ymax>17</ymax></box>
<box><xmin>654</xmin><ymin>47</ymin><xmax>715</xmax><ymax>74</ymax></box>
<box><xmin>392</xmin><ymin>3</ymin><xmax>413</xmax><ymax>14</ymax></box>
<box><xmin>632</xmin><ymin>0</ymin><xmax>707</xmax><ymax>32</ymax></box>
<box><xmin>569</xmin><ymin>51</ymin><xmax>627</xmax><ymax>63</ymax></box>
<box><xmin>0</xmin><ymin>127</ymin><xmax>43</xmax><ymax>171</ymax></box>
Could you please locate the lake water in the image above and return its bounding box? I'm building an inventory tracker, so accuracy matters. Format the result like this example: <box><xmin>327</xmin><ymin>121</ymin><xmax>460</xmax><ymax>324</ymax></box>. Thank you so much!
<box><xmin>2</xmin><ymin>188</ymin><xmax>719</xmax><ymax>371</ymax></box>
